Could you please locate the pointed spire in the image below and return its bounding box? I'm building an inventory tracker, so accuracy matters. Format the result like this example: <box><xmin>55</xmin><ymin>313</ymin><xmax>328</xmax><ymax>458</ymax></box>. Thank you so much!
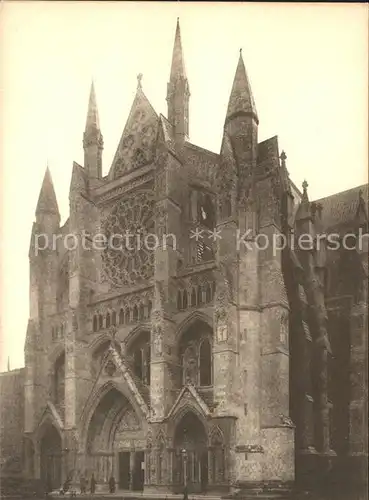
<box><xmin>226</xmin><ymin>50</ymin><xmax>258</xmax><ymax>124</ymax></box>
<box><xmin>166</xmin><ymin>18</ymin><xmax>190</xmax><ymax>143</ymax></box>
<box><xmin>36</xmin><ymin>167</ymin><xmax>59</xmax><ymax>216</ymax></box>
<box><xmin>85</xmin><ymin>80</ymin><xmax>100</xmax><ymax>132</ymax></box>
<box><xmin>170</xmin><ymin>18</ymin><xmax>187</xmax><ymax>81</ymax></box>
<box><xmin>83</xmin><ymin>80</ymin><xmax>103</xmax><ymax>179</ymax></box>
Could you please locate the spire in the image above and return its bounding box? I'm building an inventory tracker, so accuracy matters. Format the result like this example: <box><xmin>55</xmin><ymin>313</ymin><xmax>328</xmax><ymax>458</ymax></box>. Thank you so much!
<box><xmin>167</xmin><ymin>18</ymin><xmax>190</xmax><ymax>143</ymax></box>
<box><xmin>170</xmin><ymin>18</ymin><xmax>187</xmax><ymax>81</ymax></box>
<box><xmin>83</xmin><ymin>80</ymin><xmax>103</xmax><ymax>179</ymax></box>
<box><xmin>36</xmin><ymin>167</ymin><xmax>59</xmax><ymax>216</ymax></box>
<box><xmin>226</xmin><ymin>50</ymin><xmax>258</xmax><ymax>124</ymax></box>
<box><xmin>85</xmin><ymin>80</ymin><xmax>100</xmax><ymax>132</ymax></box>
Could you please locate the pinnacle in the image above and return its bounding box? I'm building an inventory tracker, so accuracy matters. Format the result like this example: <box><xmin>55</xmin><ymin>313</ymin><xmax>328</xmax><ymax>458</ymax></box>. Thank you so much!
<box><xmin>36</xmin><ymin>167</ymin><xmax>59</xmax><ymax>216</ymax></box>
<box><xmin>226</xmin><ymin>51</ymin><xmax>258</xmax><ymax>124</ymax></box>
<box><xmin>170</xmin><ymin>18</ymin><xmax>187</xmax><ymax>81</ymax></box>
<box><xmin>85</xmin><ymin>80</ymin><xmax>100</xmax><ymax>132</ymax></box>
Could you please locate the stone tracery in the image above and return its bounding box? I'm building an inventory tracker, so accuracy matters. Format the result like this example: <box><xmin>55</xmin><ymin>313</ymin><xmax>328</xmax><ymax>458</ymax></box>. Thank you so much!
<box><xmin>101</xmin><ymin>192</ymin><xmax>155</xmax><ymax>287</ymax></box>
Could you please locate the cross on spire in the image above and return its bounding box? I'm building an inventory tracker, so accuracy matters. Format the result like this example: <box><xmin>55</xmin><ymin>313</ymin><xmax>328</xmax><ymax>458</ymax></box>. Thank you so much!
<box><xmin>137</xmin><ymin>73</ymin><xmax>143</xmax><ymax>89</ymax></box>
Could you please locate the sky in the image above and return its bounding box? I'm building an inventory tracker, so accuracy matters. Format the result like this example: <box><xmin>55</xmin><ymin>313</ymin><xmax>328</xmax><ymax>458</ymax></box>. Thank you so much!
<box><xmin>0</xmin><ymin>2</ymin><xmax>367</xmax><ymax>371</ymax></box>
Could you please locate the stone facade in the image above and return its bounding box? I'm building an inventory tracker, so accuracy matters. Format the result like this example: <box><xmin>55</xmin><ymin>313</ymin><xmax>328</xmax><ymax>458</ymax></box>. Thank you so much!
<box><xmin>0</xmin><ymin>19</ymin><xmax>367</xmax><ymax>496</ymax></box>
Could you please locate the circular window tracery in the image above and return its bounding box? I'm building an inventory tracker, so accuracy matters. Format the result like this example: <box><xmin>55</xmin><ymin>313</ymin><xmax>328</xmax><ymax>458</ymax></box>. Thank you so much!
<box><xmin>102</xmin><ymin>191</ymin><xmax>155</xmax><ymax>286</ymax></box>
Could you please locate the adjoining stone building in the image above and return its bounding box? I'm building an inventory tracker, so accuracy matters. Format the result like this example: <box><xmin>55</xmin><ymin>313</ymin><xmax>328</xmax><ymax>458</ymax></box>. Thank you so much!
<box><xmin>0</xmin><ymin>20</ymin><xmax>367</xmax><ymax>495</ymax></box>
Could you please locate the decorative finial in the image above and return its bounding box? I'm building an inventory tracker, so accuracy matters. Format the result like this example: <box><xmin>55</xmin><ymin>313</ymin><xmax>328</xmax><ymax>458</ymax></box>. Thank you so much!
<box><xmin>359</xmin><ymin>188</ymin><xmax>363</xmax><ymax>199</ymax></box>
<box><xmin>240</xmin><ymin>48</ymin><xmax>242</xmax><ymax>55</ymax></box>
<box><xmin>7</xmin><ymin>356</ymin><xmax>10</xmax><ymax>372</ymax></box>
<box><xmin>302</xmin><ymin>180</ymin><xmax>308</xmax><ymax>192</ymax></box>
<box><xmin>280</xmin><ymin>150</ymin><xmax>287</xmax><ymax>166</ymax></box>
<box><xmin>137</xmin><ymin>73</ymin><xmax>143</xmax><ymax>89</ymax></box>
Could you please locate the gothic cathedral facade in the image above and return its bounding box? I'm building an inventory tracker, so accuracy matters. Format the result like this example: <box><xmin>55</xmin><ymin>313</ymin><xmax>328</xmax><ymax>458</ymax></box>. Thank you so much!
<box><xmin>1</xmin><ymin>20</ymin><xmax>367</xmax><ymax>496</ymax></box>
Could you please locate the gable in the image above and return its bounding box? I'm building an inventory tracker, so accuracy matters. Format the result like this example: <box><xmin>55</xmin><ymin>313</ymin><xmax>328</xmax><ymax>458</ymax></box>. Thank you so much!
<box><xmin>109</xmin><ymin>88</ymin><xmax>159</xmax><ymax>180</ymax></box>
<box><xmin>167</xmin><ymin>384</ymin><xmax>211</xmax><ymax>421</ymax></box>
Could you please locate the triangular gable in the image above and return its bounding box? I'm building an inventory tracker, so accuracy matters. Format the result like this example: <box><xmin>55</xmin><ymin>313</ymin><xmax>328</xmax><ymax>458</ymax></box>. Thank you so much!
<box><xmin>99</xmin><ymin>345</ymin><xmax>150</xmax><ymax>418</ymax></box>
<box><xmin>109</xmin><ymin>88</ymin><xmax>159</xmax><ymax>180</ymax></box>
<box><xmin>166</xmin><ymin>384</ymin><xmax>211</xmax><ymax>420</ymax></box>
<box><xmin>35</xmin><ymin>401</ymin><xmax>64</xmax><ymax>437</ymax></box>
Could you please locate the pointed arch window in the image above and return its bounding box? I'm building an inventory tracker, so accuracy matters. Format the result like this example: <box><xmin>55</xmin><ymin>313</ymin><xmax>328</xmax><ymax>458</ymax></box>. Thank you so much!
<box><xmin>191</xmin><ymin>288</ymin><xmax>197</xmax><ymax>308</ymax></box>
<box><xmin>177</xmin><ymin>290</ymin><xmax>183</xmax><ymax>311</ymax></box>
<box><xmin>133</xmin><ymin>305</ymin><xmax>139</xmax><ymax>322</ymax></box>
<box><xmin>98</xmin><ymin>314</ymin><xmax>103</xmax><ymax>330</ymax></box>
<box><xmin>106</xmin><ymin>313</ymin><xmax>111</xmax><ymax>329</ymax></box>
<box><xmin>93</xmin><ymin>315</ymin><xmax>98</xmax><ymax>332</ymax></box>
<box><xmin>197</xmin><ymin>285</ymin><xmax>203</xmax><ymax>306</ymax></box>
<box><xmin>199</xmin><ymin>338</ymin><xmax>212</xmax><ymax>386</ymax></box>
<box><xmin>119</xmin><ymin>308</ymin><xmax>124</xmax><ymax>325</ymax></box>
<box><xmin>200</xmin><ymin>193</ymin><xmax>216</xmax><ymax>229</ymax></box>
<box><xmin>112</xmin><ymin>310</ymin><xmax>117</xmax><ymax>326</ymax></box>
<box><xmin>125</xmin><ymin>308</ymin><xmax>130</xmax><ymax>324</ymax></box>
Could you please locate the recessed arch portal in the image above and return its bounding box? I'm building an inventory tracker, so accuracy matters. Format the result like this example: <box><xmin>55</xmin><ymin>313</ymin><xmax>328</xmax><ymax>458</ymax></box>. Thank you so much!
<box><xmin>40</xmin><ymin>425</ymin><xmax>62</xmax><ymax>491</ymax></box>
<box><xmin>173</xmin><ymin>411</ymin><xmax>208</xmax><ymax>492</ymax></box>
<box><xmin>85</xmin><ymin>386</ymin><xmax>145</xmax><ymax>486</ymax></box>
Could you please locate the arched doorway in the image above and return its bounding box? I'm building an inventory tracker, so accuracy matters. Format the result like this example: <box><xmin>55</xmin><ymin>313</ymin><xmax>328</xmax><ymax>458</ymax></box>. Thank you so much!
<box><xmin>86</xmin><ymin>387</ymin><xmax>145</xmax><ymax>491</ymax></box>
<box><xmin>173</xmin><ymin>412</ymin><xmax>208</xmax><ymax>493</ymax></box>
<box><xmin>40</xmin><ymin>426</ymin><xmax>62</xmax><ymax>491</ymax></box>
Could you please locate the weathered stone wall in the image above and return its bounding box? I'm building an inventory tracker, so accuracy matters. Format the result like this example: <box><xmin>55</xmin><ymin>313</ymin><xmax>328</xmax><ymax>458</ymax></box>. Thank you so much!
<box><xmin>0</xmin><ymin>368</ymin><xmax>25</xmax><ymax>475</ymax></box>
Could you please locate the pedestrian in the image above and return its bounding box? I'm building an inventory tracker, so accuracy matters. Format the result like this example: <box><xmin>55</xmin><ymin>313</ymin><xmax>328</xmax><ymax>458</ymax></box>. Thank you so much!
<box><xmin>90</xmin><ymin>473</ymin><xmax>96</xmax><ymax>494</ymax></box>
<box><xmin>80</xmin><ymin>474</ymin><xmax>87</xmax><ymax>494</ymax></box>
<box><xmin>108</xmin><ymin>475</ymin><xmax>116</xmax><ymax>494</ymax></box>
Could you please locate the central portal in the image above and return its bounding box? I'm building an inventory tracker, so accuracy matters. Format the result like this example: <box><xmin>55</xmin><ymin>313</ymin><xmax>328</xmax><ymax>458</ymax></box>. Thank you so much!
<box><xmin>174</xmin><ymin>412</ymin><xmax>208</xmax><ymax>493</ymax></box>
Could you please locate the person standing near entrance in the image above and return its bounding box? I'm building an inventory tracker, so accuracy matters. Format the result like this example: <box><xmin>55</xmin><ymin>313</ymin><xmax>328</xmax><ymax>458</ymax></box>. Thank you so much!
<box><xmin>90</xmin><ymin>473</ymin><xmax>96</xmax><ymax>494</ymax></box>
<box><xmin>108</xmin><ymin>475</ymin><xmax>116</xmax><ymax>493</ymax></box>
<box><xmin>80</xmin><ymin>474</ymin><xmax>87</xmax><ymax>494</ymax></box>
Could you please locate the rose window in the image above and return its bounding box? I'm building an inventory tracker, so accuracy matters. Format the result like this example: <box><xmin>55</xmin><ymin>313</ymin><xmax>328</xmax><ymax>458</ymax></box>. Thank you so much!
<box><xmin>102</xmin><ymin>191</ymin><xmax>155</xmax><ymax>286</ymax></box>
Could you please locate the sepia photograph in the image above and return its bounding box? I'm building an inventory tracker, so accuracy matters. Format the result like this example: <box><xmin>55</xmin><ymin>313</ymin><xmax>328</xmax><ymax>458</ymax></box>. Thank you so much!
<box><xmin>0</xmin><ymin>2</ymin><xmax>367</xmax><ymax>499</ymax></box>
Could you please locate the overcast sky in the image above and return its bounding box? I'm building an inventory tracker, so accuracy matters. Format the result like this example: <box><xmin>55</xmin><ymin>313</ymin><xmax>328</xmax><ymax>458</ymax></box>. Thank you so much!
<box><xmin>0</xmin><ymin>2</ymin><xmax>367</xmax><ymax>370</ymax></box>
